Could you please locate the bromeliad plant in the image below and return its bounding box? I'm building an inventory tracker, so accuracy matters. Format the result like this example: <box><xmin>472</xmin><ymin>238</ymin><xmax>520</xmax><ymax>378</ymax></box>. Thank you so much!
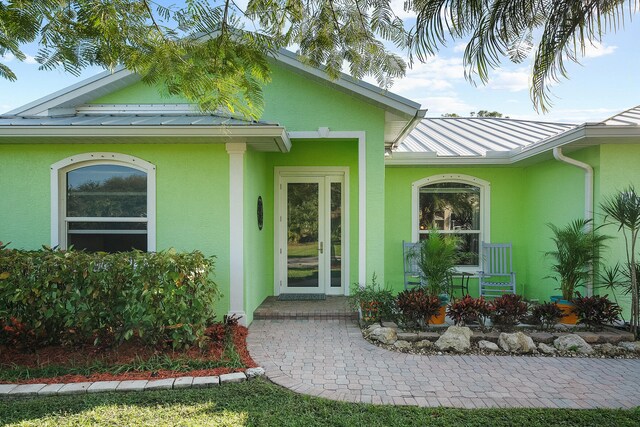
<box><xmin>447</xmin><ymin>296</ymin><xmax>491</xmax><ymax>329</ymax></box>
<box><xmin>571</xmin><ymin>293</ymin><xmax>622</xmax><ymax>330</ymax></box>
<box><xmin>545</xmin><ymin>218</ymin><xmax>610</xmax><ymax>301</ymax></box>
<box><xmin>531</xmin><ymin>302</ymin><xmax>566</xmax><ymax>330</ymax></box>
<box><xmin>396</xmin><ymin>288</ymin><xmax>440</xmax><ymax>326</ymax></box>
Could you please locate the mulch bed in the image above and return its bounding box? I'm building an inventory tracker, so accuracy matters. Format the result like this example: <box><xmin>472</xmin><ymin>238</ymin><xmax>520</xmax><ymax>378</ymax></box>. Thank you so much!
<box><xmin>0</xmin><ymin>325</ymin><xmax>257</xmax><ymax>384</ymax></box>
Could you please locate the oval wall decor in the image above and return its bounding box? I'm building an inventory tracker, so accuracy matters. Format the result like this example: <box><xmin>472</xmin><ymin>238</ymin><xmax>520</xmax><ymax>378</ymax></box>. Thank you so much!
<box><xmin>257</xmin><ymin>196</ymin><xmax>264</xmax><ymax>230</ymax></box>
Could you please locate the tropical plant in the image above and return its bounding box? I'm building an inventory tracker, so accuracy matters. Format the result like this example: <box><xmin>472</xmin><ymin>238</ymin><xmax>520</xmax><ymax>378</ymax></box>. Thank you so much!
<box><xmin>447</xmin><ymin>295</ymin><xmax>491</xmax><ymax>329</ymax></box>
<box><xmin>531</xmin><ymin>302</ymin><xmax>566</xmax><ymax>330</ymax></box>
<box><xmin>600</xmin><ymin>186</ymin><xmax>640</xmax><ymax>336</ymax></box>
<box><xmin>571</xmin><ymin>293</ymin><xmax>622</xmax><ymax>330</ymax></box>
<box><xmin>411</xmin><ymin>230</ymin><xmax>460</xmax><ymax>297</ymax></box>
<box><xmin>409</xmin><ymin>0</ymin><xmax>638</xmax><ymax>111</ymax></box>
<box><xmin>349</xmin><ymin>274</ymin><xmax>396</xmax><ymax>324</ymax></box>
<box><xmin>545</xmin><ymin>218</ymin><xmax>610</xmax><ymax>301</ymax></box>
<box><xmin>489</xmin><ymin>294</ymin><xmax>528</xmax><ymax>329</ymax></box>
<box><xmin>396</xmin><ymin>288</ymin><xmax>441</xmax><ymax>326</ymax></box>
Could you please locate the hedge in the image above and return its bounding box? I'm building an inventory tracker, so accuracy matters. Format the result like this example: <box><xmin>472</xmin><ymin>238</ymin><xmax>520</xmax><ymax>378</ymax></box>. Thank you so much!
<box><xmin>0</xmin><ymin>244</ymin><xmax>219</xmax><ymax>349</ymax></box>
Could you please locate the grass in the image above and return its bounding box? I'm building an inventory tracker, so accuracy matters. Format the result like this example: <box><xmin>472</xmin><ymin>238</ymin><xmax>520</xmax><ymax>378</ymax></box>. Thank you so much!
<box><xmin>1</xmin><ymin>379</ymin><xmax>639</xmax><ymax>426</ymax></box>
<box><xmin>0</xmin><ymin>338</ymin><xmax>245</xmax><ymax>383</ymax></box>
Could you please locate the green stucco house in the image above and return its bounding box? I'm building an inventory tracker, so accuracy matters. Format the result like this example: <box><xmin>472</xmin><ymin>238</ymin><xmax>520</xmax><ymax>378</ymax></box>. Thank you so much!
<box><xmin>2</xmin><ymin>51</ymin><xmax>639</xmax><ymax>324</ymax></box>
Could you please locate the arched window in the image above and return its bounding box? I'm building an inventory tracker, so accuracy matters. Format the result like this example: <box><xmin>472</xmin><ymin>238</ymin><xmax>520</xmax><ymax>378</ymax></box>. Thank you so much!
<box><xmin>412</xmin><ymin>174</ymin><xmax>490</xmax><ymax>270</ymax></box>
<box><xmin>51</xmin><ymin>153</ymin><xmax>156</xmax><ymax>252</ymax></box>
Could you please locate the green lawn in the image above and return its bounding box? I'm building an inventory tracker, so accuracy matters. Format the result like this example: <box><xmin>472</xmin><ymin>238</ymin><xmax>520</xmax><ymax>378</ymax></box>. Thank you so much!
<box><xmin>1</xmin><ymin>379</ymin><xmax>639</xmax><ymax>426</ymax></box>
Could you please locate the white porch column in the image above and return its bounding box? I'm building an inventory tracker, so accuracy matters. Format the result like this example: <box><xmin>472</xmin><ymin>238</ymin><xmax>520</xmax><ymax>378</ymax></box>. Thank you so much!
<box><xmin>226</xmin><ymin>142</ymin><xmax>247</xmax><ymax>325</ymax></box>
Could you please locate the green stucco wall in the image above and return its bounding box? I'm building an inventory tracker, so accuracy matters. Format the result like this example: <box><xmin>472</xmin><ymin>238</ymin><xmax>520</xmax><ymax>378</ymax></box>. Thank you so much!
<box><xmin>384</xmin><ymin>166</ymin><xmax>527</xmax><ymax>296</ymax></box>
<box><xmin>0</xmin><ymin>143</ymin><xmax>232</xmax><ymax>318</ymax></box>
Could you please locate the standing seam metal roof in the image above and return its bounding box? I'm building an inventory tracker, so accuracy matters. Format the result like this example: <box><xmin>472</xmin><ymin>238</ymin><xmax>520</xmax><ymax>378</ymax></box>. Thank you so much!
<box><xmin>603</xmin><ymin>106</ymin><xmax>640</xmax><ymax>126</ymax></box>
<box><xmin>0</xmin><ymin>114</ymin><xmax>278</xmax><ymax>127</ymax></box>
<box><xmin>396</xmin><ymin>117</ymin><xmax>576</xmax><ymax>157</ymax></box>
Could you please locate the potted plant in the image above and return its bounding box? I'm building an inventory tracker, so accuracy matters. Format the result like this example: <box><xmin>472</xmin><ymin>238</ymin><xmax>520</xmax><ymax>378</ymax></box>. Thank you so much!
<box><xmin>349</xmin><ymin>273</ymin><xmax>396</xmax><ymax>325</ymax></box>
<box><xmin>545</xmin><ymin>218</ymin><xmax>609</xmax><ymax>324</ymax></box>
<box><xmin>413</xmin><ymin>230</ymin><xmax>460</xmax><ymax>324</ymax></box>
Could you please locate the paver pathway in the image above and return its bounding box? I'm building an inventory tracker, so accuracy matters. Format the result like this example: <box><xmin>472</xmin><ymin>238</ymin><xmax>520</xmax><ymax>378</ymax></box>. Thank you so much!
<box><xmin>247</xmin><ymin>319</ymin><xmax>640</xmax><ymax>408</ymax></box>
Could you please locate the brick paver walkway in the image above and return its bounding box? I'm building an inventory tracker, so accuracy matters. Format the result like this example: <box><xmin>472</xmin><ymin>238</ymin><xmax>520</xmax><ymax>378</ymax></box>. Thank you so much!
<box><xmin>248</xmin><ymin>319</ymin><xmax>640</xmax><ymax>408</ymax></box>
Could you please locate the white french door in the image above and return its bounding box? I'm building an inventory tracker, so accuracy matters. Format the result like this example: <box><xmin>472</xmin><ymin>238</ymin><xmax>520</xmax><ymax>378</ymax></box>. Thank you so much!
<box><xmin>276</xmin><ymin>169</ymin><xmax>348</xmax><ymax>295</ymax></box>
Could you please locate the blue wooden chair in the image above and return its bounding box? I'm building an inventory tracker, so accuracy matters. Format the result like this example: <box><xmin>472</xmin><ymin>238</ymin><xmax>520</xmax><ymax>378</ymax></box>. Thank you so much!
<box><xmin>478</xmin><ymin>242</ymin><xmax>516</xmax><ymax>298</ymax></box>
<box><xmin>403</xmin><ymin>241</ymin><xmax>422</xmax><ymax>289</ymax></box>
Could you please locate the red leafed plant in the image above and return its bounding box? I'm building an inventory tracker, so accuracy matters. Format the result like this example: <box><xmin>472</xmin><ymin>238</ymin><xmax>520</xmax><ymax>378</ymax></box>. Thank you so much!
<box><xmin>396</xmin><ymin>288</ymin><xmax>441</xmax><ymax>326</ymax></box>
<box><xmin>571</xmin><ymin>293</ymin><xmax>622</xmax><ymax>330</ymax></box>
<box><xmin>0</xmin><ymin>317</ymin><xmax>38</xmax><ymax>349</ymax></box>
<box><xmin>489</xmin><ymin>294</ymin><xmax>528</xmax><ymax>329</ymax></box>
<box><xmin>531</xmin><ymin>302</ymin><xmax>566</xmax><ymax>330</ymax></box>
<box><xmin>447</xmin><ymin>296</ymin><xmax>491</xmax><ymax>329</ymax></box>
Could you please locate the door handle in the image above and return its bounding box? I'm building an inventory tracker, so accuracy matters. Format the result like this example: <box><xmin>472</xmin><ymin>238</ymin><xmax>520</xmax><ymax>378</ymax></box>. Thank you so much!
<box><xmin>319</xmin><ymin>241</ymin><xmax>323</xmax><ymax>254</ymax></box>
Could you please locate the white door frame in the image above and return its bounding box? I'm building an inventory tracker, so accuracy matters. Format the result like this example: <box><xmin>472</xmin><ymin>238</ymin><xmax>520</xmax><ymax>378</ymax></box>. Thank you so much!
<box><xmin>274</xmin><ymin>167</ymin><xmax>350</xmax><ymax>296</ymax></box>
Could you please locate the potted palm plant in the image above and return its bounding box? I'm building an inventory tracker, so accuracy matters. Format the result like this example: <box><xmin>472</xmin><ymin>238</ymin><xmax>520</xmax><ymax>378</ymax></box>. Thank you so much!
<box><xmin>415</xmin><ymin>230</ymin><xmax>460</xmax><ymax>324</ymax></box>
<box><xmin>545</xmin><ymin>218</ymin><xmax>609</xmax><ymax>324</ymax></box>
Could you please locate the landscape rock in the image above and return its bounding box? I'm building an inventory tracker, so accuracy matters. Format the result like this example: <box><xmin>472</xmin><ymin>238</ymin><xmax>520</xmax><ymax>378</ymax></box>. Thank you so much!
<box><xmin>365</xmin><ymin>324</ymin><xmax>381</xmax><ymax>334</ymax></box>
<box><xmin>417</xmin><ymin>331</ymin><xmax>441</xmax><ymax>341</ymax></box>
<box><xmin>528</xmin><ymin>332</ymin><xmax>555</xmax><ymax>344</ymax></box>
<box><xmin>554</xmin><ymin>334</ymin><xmax>594</xmax><ymax>354</ymax></box>
<box><xmin>498</xmin><ymin>332</ymin><xmax>536</xmax><ymax>353</ymax></box>
<box><xmin>435</xmin><ymin>326</ymin><xmax>472</xmax><ymax>352</ymax></box>
<box><xmin>381</xmin><ymin>321</ymin><xmax>398</xmax><ymax>329</ymax></box>
<box><xmin>597</xmin><ymin>343</ymin><xmax>622</xmax><ymax>356</ymax></box>
<box><xmin>618</xmin><ymin>341</ymin><xmax>640</xmax><ymax>353</ymax></box>
<box><xmin>554</xmin><ymin>324</ymin><xmax>570</xmax><ymax>332</ymax></box>
<box><xmin>478</xmin><ymin>340</ymin><xmax>500</xmax><ymax>352</ymax></box>
<box><xmin>538</xmin><ymin>343</ymin><xmax>557</xmax><ymax>355</ymax></box>
<box><xmin>415</xmin><ymin>340</ymin><xmax>433</xmax><ymax>349</ymax></box>
<box><xmin>370</xmin><ymin>327</ymin><xmax>397</xmax><ymax>344</ymax></box>
<box><xmin>245</xmin><ymin>367</ymin><xmax>266</xmax><ymax>379</ymax></box>
<box><xmin>397</xmin><ymin>332</ymin><xmax>420</xmax><ymax>342</ymax></box>
<box><xmin>393</xmin><ymin>340</ymin><xmax>412</xmax><ymax>350</ymax></box>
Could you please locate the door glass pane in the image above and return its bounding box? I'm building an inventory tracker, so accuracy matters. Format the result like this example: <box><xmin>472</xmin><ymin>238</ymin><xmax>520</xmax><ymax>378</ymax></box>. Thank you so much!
<box><xmin>287</xmin><ymin>183</ymin><xmax>319</xmax><ymax>288</ymax></box>
<box><xmin>330</xmin><ymin>182</ymin><xmax>342</xmax><ymax>287</ymax></box>
<box><xmin>67</xmin><ymin>165</ymin><xmax>147</xmax><ymax>217</ymax></box>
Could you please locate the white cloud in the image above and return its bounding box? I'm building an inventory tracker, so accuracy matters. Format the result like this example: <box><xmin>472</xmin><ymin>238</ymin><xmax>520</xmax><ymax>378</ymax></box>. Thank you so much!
<box><xmin>581</xmin><ymin>41</ymin><xmax>617</xmax><ymax>59</ymax></box>
<box><xmin>1</xmin><ymin>52</ymin><xmax>37</xmax><ymax>64</ymax></box>
<box><xmin>411</xmin><ymin>95</ymin><xmax>475</xmax><ymax>116</ymax></box>
<box><xmin>390</xmin><ymin>0</ymin><xmax>417</xmax><ymax>20</ymax></box>
<box><xmin>486</xmin><ymin>67</ymin><xmax>530</xmax><ymax>92</ymax></box>
<box><xmin>453</xmin><ymin>43</ymin><xmax>467</xmax><ymax>53</ymax></box>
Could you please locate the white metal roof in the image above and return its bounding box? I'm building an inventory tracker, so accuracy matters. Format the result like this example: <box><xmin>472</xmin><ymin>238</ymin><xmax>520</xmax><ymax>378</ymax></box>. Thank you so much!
<box><xmin>395</xmin><ymin>117</ymin><xmax>575</xmax><ymax>157</ymax></box>
<box><xmin>603</xmin><ymin>106</ymin><xmax>640</xmax><ymax>126</ymax></box>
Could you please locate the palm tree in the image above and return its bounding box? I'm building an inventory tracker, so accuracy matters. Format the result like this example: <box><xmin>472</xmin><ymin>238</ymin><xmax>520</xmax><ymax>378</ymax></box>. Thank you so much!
<box><xmin>408</xmin><ymin>0</ymin><xmax>638</xmax><ymax>111</ymax></box>
<box><xmin>600</xmin><ymin>186</ymin><xmax>640</xmax><ymax>336</ymax></box>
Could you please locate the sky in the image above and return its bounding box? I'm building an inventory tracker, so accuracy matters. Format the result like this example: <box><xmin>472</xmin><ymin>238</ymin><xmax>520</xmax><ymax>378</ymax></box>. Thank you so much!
<box><xmin>1</xmin><ymin>2</ymin><xmax>639</xmax><ymax>124</ymax></box>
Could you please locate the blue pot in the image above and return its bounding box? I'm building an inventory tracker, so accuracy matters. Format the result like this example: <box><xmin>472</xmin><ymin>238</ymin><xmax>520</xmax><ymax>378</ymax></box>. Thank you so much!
<box><xmin>550</xmin><ymin>295</ymin><xmax>573</xmax><ymax>305</ymax></box>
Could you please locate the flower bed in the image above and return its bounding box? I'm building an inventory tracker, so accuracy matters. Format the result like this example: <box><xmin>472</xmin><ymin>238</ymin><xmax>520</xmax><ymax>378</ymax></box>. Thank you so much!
<box><xmin>362</xmin><ymin>322</ymin><xmax>640</xmax><ymax>359</ymax></box>
<box><xmin>0</xmin><ymin>325</ymin><xmax>256</xmax><ymax>384</ymax></box>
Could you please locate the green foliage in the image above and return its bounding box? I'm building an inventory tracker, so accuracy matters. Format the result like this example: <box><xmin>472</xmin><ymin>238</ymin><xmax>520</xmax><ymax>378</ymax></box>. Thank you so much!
<box><xmin>349</xmin><ymin>273</ymin><xmax>396</xmax><ymax>324</ymax></box>
<box><xmin>531</xmin><ymin>302</ymin><xmax>566</xmax><ymax>330</ymax></box>
<box><xmin>409</xmin><ymin>0</ymin><xmax>638</xmax><ymax>112</ymax></box>
<box><xmin>447</xmin><ymin>295</ymin><xmax>491</xmax><ymax>328</ymax></box>
<box><xmin>545</xmin><ymin>218</ymin><xmax>610</xmax><ymax>301</ymax></box>
<box><xmin>0</xmin><ymin>246</ymin><xmax>219</xmax><ymax>349</ymax></box>
<box><xmin>412</xmin><ymin>230</ymin><xmax>460</xmax><ymax>296</ymax></box>
<box><xmin>489</xmin><ymin>294</ymin><xmax>528</xmax><ymax>329</ymax></box>
<box><xmin>600</xmin><ymin>185</ymin><xmax>640</xmax><ymax>336</ymax></box>
<box><xmin>396</xmin><ymin>288</ymin><xmax>441</xmax><ymax>326</ymax></box>
<box><xmin>571</xmin><ymin>293</ymin><xmax>622</xmax><ymax>331</ymax></box>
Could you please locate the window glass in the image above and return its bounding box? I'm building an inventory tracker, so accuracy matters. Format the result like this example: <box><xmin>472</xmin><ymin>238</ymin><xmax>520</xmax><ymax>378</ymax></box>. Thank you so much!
<box><xmin>67</xmin><ymin>165</ymin><xmax>147</xmax><ymax>218</ymax></box>
<box><xmin>65</xmin><ymin>164</ymin><xmax>147</xmax><ymax>253</ymax></box>
<box><xmin>418</xmin><ymin>182</ymin><xmax>481</xmax><ymax>266</ymax></box>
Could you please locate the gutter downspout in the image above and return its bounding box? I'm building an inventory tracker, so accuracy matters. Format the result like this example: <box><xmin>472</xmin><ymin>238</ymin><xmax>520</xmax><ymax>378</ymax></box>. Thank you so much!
<box><xmin>553</xmin><ymin>147</ymin><xmax>594</xmax><ymax>296</ymax></box>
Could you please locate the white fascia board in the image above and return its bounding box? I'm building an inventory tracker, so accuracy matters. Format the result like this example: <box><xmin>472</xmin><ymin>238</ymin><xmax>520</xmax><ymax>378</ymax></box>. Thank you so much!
<box><xmin>7</xmin><ymin>67</ymin><xmax>137</xmax><ymax>116</ymax></box>
<box><xmin>275</xmin><ymin>50</ymin><xmax>421</xmax><ymax>118</ymax></box>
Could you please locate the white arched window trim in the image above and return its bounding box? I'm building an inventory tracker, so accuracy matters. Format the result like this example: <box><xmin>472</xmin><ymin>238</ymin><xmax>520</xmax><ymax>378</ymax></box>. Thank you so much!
<box><xmin>411</xmin><ymin>173</ymin><xmax>490</xmax><ymax>272</ymax></box>
<box><xmin>50</xmin><ymin>152</ymin><xmax>156</xmax><ymax>251</ymax></box>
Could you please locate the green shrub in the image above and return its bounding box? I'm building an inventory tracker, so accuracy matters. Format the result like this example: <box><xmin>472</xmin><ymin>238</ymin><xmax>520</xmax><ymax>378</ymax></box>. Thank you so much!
<box><xmin>0</xmin><ymin>245</ymin><xmax>219</xmax><ymax>349</ymax></box>
<box><xmin>349</xmin><ymin>274</ymin><xmax>396</xmax><ymax>324</ymax></box>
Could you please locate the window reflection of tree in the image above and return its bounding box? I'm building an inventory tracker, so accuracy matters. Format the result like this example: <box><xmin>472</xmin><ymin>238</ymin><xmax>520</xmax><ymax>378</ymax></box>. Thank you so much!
<box><xmin>287</xmin><ymin>183</ymin><xmax>319</xmax><ymax>244</ymax></box>
<box><xmin>67</xmin><ymin>174</ymin><xmax>147</xmax><ymax>218</ymax></box>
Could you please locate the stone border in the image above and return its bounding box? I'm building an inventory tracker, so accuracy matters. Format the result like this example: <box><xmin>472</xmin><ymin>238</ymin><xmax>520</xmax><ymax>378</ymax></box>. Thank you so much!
<box><xmin>0</xmin><ymin>367</ymin><xmax>265</xmax><ymax>399</ymax></box>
